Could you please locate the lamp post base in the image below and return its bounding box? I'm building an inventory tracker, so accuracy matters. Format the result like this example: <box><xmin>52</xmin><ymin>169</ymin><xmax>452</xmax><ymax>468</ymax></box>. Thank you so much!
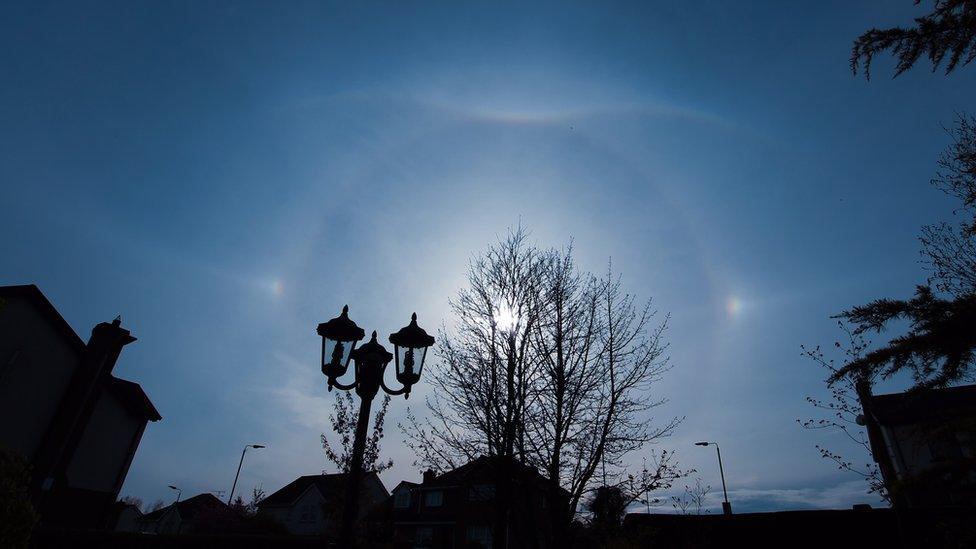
<box><xmin>722</xmin><ymin>501</ymin><xmax>732</xmax><ymax>516</ymax></box>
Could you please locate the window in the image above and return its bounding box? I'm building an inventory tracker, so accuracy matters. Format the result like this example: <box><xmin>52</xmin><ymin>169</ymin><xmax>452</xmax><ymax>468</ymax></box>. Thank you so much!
<box><xmin>423</xmin><ymin>490</ymin><xmax>443</xmax><ymax>507</ymax></box>
<box><xmin>467</xmin><ymin>525</ymin><xmax>492</xmax><ymax>548</ymax></box>
<box><xmin>469</xmin><ymin>484</ymin><xmax>495</xmax><ymax>501</ymax></box>
<box><xmin>415</xmin><ymin>526</ymin><xmax>434</xmax><ymax>548</ymax></box>
<box><xmin>394</xmin><ymin>489</ymin><xmax>411</xmax><ymax>508</ymax></box>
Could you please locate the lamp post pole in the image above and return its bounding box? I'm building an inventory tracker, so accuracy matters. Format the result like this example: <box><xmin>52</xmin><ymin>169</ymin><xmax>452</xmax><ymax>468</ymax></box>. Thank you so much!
<box><xmin>168</xmin><ymin>485</ymin><xmax>182</xmax><ymax>503</ymax></box>
<box><xmin>318</xmin><ymin>307</ymin><xmax>434</xmax><ymax>548</ymax></box>
<box><xmin>338</xmin><ymin>389</ymin><xmax>375</xmax><ymax>547</ymax></box>
<box><xmin>696</xmin><ymin>441</ymin><xmax>732</xmax><ymax>515</ymax></box>
<box><xmin>228</xmin><ymin>444</ymin><xmax>265</xmax><ymax>505</ymax></box>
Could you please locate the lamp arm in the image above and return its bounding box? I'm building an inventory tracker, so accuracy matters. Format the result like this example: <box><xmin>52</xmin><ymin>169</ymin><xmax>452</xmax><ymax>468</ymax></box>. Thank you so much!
<box><xmin>331</xmin><ymin>378</ymin><xmax>358</xmax><ymax>391</ymax></box>
<box><xmin>379</xmin><ymin>376</ymin><xmax>410</xmax><ymax>396</ymax></box>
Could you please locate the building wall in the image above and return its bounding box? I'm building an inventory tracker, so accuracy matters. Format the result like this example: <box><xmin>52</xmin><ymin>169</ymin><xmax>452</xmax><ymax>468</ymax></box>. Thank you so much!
<box><xmin>65</xmin><ymin>389</ymin><xmax>143</xmax><ymax>492</ymax></box>
<box><xmin>113</xmin><ymin>506</ymin><xmax>142</xmax><ymax>532</ymax></box>
<box><xmin>0</xmin><ymin>295</ymin><xmax>80</xmax><ymax>459</ymax></box>
<box><xmin>286</xmin><ymin>486</ymin><xmax>329</xmax><ymax>536</ymax></box>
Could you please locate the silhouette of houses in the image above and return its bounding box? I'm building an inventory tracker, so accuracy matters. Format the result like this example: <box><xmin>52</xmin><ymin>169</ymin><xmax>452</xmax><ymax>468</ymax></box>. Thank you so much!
<box><xmin>136</xmin><ymin>493</ymin><xmax>237</xmax><ymax>534</ymax></box>
<box><xmin>622</xmin><ymin>507</ymin><xmax>947</xmax><ymax>549</ymax></box>
<box><xmin>0</xmin><ymin>284</ymin><xmax>160</xmax><ymax>528</ymax></box>
<box><xmin>859</xmin><ymin>382</ymin><xmax>976</xmax><ymax>507</ymax></box>
<box><xmin>382</xmin><ymin>455</ymin><xmax>560</xmax><ymax>549</ymax></box>
<box><xmin>105</xmin><ymin>500</ymin><xmax>142</xmax><ymax>532</ymax></box>
<box><xmin>257</xmin><ymin>472</ymin><xmax>389</xmax><ymax>536</ymax></box>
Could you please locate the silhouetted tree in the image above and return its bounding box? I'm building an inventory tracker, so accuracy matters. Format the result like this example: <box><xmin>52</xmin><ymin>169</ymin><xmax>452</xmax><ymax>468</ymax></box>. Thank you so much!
<box><xmin>321</xmin><ymin>391</ymin><xmax>393</xmax><ymax>474</ymax></box>
<box><xmin>800</xmin><ymin>324</ymin><xmax>889</xmax><ymax>502</ymax></box>
<box><xmin>230</xmin><ymin>486</ymin><xmax>266</xmax><ymax>516</ymax></box>
<box><xmin>119</xmin><ymin>495</ymin><xmax>143</xmax><ymax>510</ymax></box>
<box><xmin>670</xmin><ymin>478</ymin><xmax>711</xmax><ymax>515</ymax></box>
<box><xmin>402</xmin><ymin>227</ymin><xmax>681</xmax><ymax>546</ymax></box>
<box><xmin>147</xmin><ymin>499</ymin><xmax>165</xmax><ymax>512</ymax></box>
<box><xmin>852</xmin><ymin>0</ymin><xmax>976</xmax><ymax>79</ymax></box>
<box><xmin>0</xmin><ymin>448</ymin><xmax>37</xmax><ymax>549</ymax></box>
<box><xmin>830</xmin><ymin>116</ymin><xmax>976</xmax><ymax>389</ymax></box>
<box><xmin>619</xmin><ymin>450</ymin><xmax>692</xmax><ymax>512</ymax></box>
<box><xmin>588</xmin><ymin>485</ymin><xmax>627</xmax><ymax>534</ymax></box>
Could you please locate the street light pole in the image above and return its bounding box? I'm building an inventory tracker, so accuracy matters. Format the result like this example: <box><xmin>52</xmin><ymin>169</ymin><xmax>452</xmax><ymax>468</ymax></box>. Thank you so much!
<box><xmin>168</xmin><ymin>485</ymin><xmax>182</xmax><ymax>503</ymax></box>
<box><xmin>318</xmin><ymin>307</ymin><xmax>434</xmax><ymax>548</ymax></box>
<box><xmin>695</xmin><ymin>441</ymin><xmax>732</xmax><ymax>515</ymax></box>
<box><xmin>339</xmin><ymin>391</ymin><xmax>374</xmax><ymax>547</ymax></box>
<box><xmin>228</xmin><ymin>444</ymin><xmax>266</xmax><ymax>505</ymax></box>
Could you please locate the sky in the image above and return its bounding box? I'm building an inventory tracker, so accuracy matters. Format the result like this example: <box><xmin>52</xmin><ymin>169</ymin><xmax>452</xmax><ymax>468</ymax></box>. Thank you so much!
<box><xmin>2</xmin><ymin>1</ymin><xmax>975</xmax><ymax>513</ymax></box>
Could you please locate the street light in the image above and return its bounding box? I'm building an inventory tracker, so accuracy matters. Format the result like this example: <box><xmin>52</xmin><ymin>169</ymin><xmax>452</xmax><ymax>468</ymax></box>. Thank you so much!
<box><xmin>228</xmin><ymin>444</ymin><xmax>266</xmax><ymax>505</ymax></box>
<box><xmin>317</xmin><ymin>306</ymin><xmax>434</xmax><ymax>548</ymax></box>
<box><xmin>168</xmin><ymin>485</ymin><xmax>182</xmax><ymax>503</ymax></box>
<box><xmin>695</xmin><ymin>441</ymin><xmax>732</xmax><ymax>515</ymax></box>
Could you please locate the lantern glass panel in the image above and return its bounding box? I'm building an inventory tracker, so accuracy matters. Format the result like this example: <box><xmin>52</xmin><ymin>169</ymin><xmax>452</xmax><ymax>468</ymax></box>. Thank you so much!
<box><xmin>396</xmin><ymin>345</ymin><xmax>426</xmax><ymax>383</ymax></box>
<box><xmin>323</xmin><ymin>337</ymin><xmax>356</xmax><ymax>373</ymax></box>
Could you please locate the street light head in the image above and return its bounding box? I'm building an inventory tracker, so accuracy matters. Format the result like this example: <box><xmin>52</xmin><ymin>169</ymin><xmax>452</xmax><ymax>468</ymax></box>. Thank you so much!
<box><xmin>251</xmin><ymin>444</ymin><xmax>266</xmax><ymax>449</ymax></box>
<box><xmin>168</xmin><ymin>485</ymin><xmax>179</xmax><ymax>490</ymax></box>
<box><xmin>695</xmin><ymin>441</ymin><xmax>710</xmax><ymax>446</ymax></box>
<box><xmin>318</xmin><ymin>305</ymin><xmax>366</xmax><ymax>387</ymax></box>
<box><xmin>350</xmin><ymin>331</ymin><xmax>393</xmax><ymax>399</ymax></box>
<box><xmin>389</xmin><ymin>313</ymin><xmax>435</xmax><ymax>393</ymax></box>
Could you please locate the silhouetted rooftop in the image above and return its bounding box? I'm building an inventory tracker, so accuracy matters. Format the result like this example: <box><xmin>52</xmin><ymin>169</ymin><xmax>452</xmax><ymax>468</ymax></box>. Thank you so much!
<box><xmin>139</xmin><ymin>493</ymin><xmax>229</xmax><ymax>522</ymax></box>
<box><xmin>868</xmin><ymin>383</ymin><xmax>976</xmax><ymax>424</ymax></box>
<box><xmin>0</xmin><ymin>284</ymin><xmax>161</xmax><ymax>422</ymax></box>
<box><xmin>258</xmin><ymin>472</ymin><xmax>383</xmax><ymax>507</ymax></box>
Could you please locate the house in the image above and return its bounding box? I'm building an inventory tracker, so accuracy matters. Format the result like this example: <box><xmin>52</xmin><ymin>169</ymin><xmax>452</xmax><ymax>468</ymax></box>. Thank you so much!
<box><xmin>621</xmin><ymin>507</ymin><xmax>976</xmax><ymax>549</ymax></box>
<box><xmin>257</xmin><ymin>472</ymin><xmax>389</xmax><ymax>536</ymax></box>
<box><xmin>385</xmin><ymin>455</ymin><xmax>561</xmax><ymax>549</ymax></box>
<box><xmin>0</xmin><ymin>284</ymin><xmax>161</xmax><ymax>529</ymax></box>
<box><xmin>136</xmin><ymin>493</ymin><xmax>238</xmax><ymax>535</ymax></box>
<box><xmin>105</xmin><ymin>501</ymin><xmax>142</xmax><ymax>532</ymax></box>
<box><xmin>858</xmin><ymin>382</ymin><xmax>976</xmax><ymax>508</ymax></box>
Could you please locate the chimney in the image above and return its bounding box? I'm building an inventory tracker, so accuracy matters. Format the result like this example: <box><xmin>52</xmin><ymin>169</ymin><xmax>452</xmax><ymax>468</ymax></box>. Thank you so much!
<box><xmin>32</xmin><ymin>316</ymin><xmax>137</xmax><ymax>496</ymax></box>
<box><xmin>85</xmin><ymin>316</ymin><xmax>137</xmax><ymax>378</ymax></box>
<box><xmin>422</xmin><ymin>469</ymin><xmax>436</xmax><ymax>484</ymax></box>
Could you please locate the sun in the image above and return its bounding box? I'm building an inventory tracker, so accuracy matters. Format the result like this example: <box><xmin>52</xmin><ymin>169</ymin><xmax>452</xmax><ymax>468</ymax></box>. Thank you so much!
<box><xmin>494</xmin><ymin>303</ymin><xmax>519</xmax><ymax>331</ymax></box>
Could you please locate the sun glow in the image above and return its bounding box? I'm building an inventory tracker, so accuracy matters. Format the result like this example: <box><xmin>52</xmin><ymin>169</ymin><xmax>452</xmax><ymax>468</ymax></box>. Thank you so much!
<box><xmin>271</xmin><ymin>279</ymin><xmax>284</xmax><ymax>297</ymax></box>
<box><xmin>725</xmin><ymin>296</ymin><xmax>743</xmax><ymax>317</ymax></box>
<box><xmin>494</xmin><ymin>303</ymin><xmax>519</xmax><ymax>331</ymax></box>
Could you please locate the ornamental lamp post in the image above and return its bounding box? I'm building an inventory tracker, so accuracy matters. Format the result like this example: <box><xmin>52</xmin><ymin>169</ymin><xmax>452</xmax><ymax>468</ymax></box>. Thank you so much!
<box><xmin>317</xmin><ymin>306</ymin><xmax>434</xmax><ymax>548</ymax></box>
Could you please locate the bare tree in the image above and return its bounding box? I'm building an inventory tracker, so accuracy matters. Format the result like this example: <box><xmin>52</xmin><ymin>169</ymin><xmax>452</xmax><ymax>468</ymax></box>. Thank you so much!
<box><xmin>401</xmin><ymin>228</ymin><xmax>681</xmax><ymax>545</ymax></box>
<box><xmin>118</xmin><ymin>495</ymin><xmax>143</xmax><ymax>510</ymax></box>
<box><xmin>800</xmin><ymin>322</ymin><xmax>889</xmax><ymax>502</ymax></box>
<box><xmin>322</xmin><ymin>391</ymin><xmax>393</xmax><ymax>474</ymax></box>
<box><xmin>671</xmin><ymin>478</ymin><xmax>712</xmax><ymax>515</ymax></box>
<box><xmin>402</xmin><ymin>227</ymin><xmax>545</xmax><ymax>469</ymax></box>
<box><xmin>620</xmin><ymin>450</ymin><xmax>693</xmax><ymax>512</ymax></box>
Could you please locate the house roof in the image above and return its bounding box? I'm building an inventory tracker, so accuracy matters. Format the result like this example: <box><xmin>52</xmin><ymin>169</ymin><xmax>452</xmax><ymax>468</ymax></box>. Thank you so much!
<box><xmin>867</xmin><ymin>384</ymin><xmax>976</xmax><ymax>425</ymax></box>
<box><xmin>107</xmin><ymin>377</ymin><xmax>162</xmax><ymax>421</ymax></box>
<box><xmin>0</xmin><ymin>284</ymin><xmax>86</xmax><ymax>353</ymax></box>
<box><xmin>258</xmin><ymin>472</ymin><xmax>386</xmax><ymax>507</ymax></box>
<box><xmin>0</xmin><ymin>284</ymin><xmax>161</xmax><ymax>422</ymax></box>
<box><xmin>139</xmin><ymin>493</ymin><xmax>229</xmax><ymax>522</ymax></box>
<box><xmin>426</xmin><ymin>455</ymin><xmax>555</xmax><ymax>489</ymax></box>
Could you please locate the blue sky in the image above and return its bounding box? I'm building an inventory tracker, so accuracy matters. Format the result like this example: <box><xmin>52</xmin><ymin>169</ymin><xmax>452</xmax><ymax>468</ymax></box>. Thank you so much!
<box><xmin>2</xmin><ymin>1</ymin><xmax>974</xmax><ymax>512</ymax></box>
